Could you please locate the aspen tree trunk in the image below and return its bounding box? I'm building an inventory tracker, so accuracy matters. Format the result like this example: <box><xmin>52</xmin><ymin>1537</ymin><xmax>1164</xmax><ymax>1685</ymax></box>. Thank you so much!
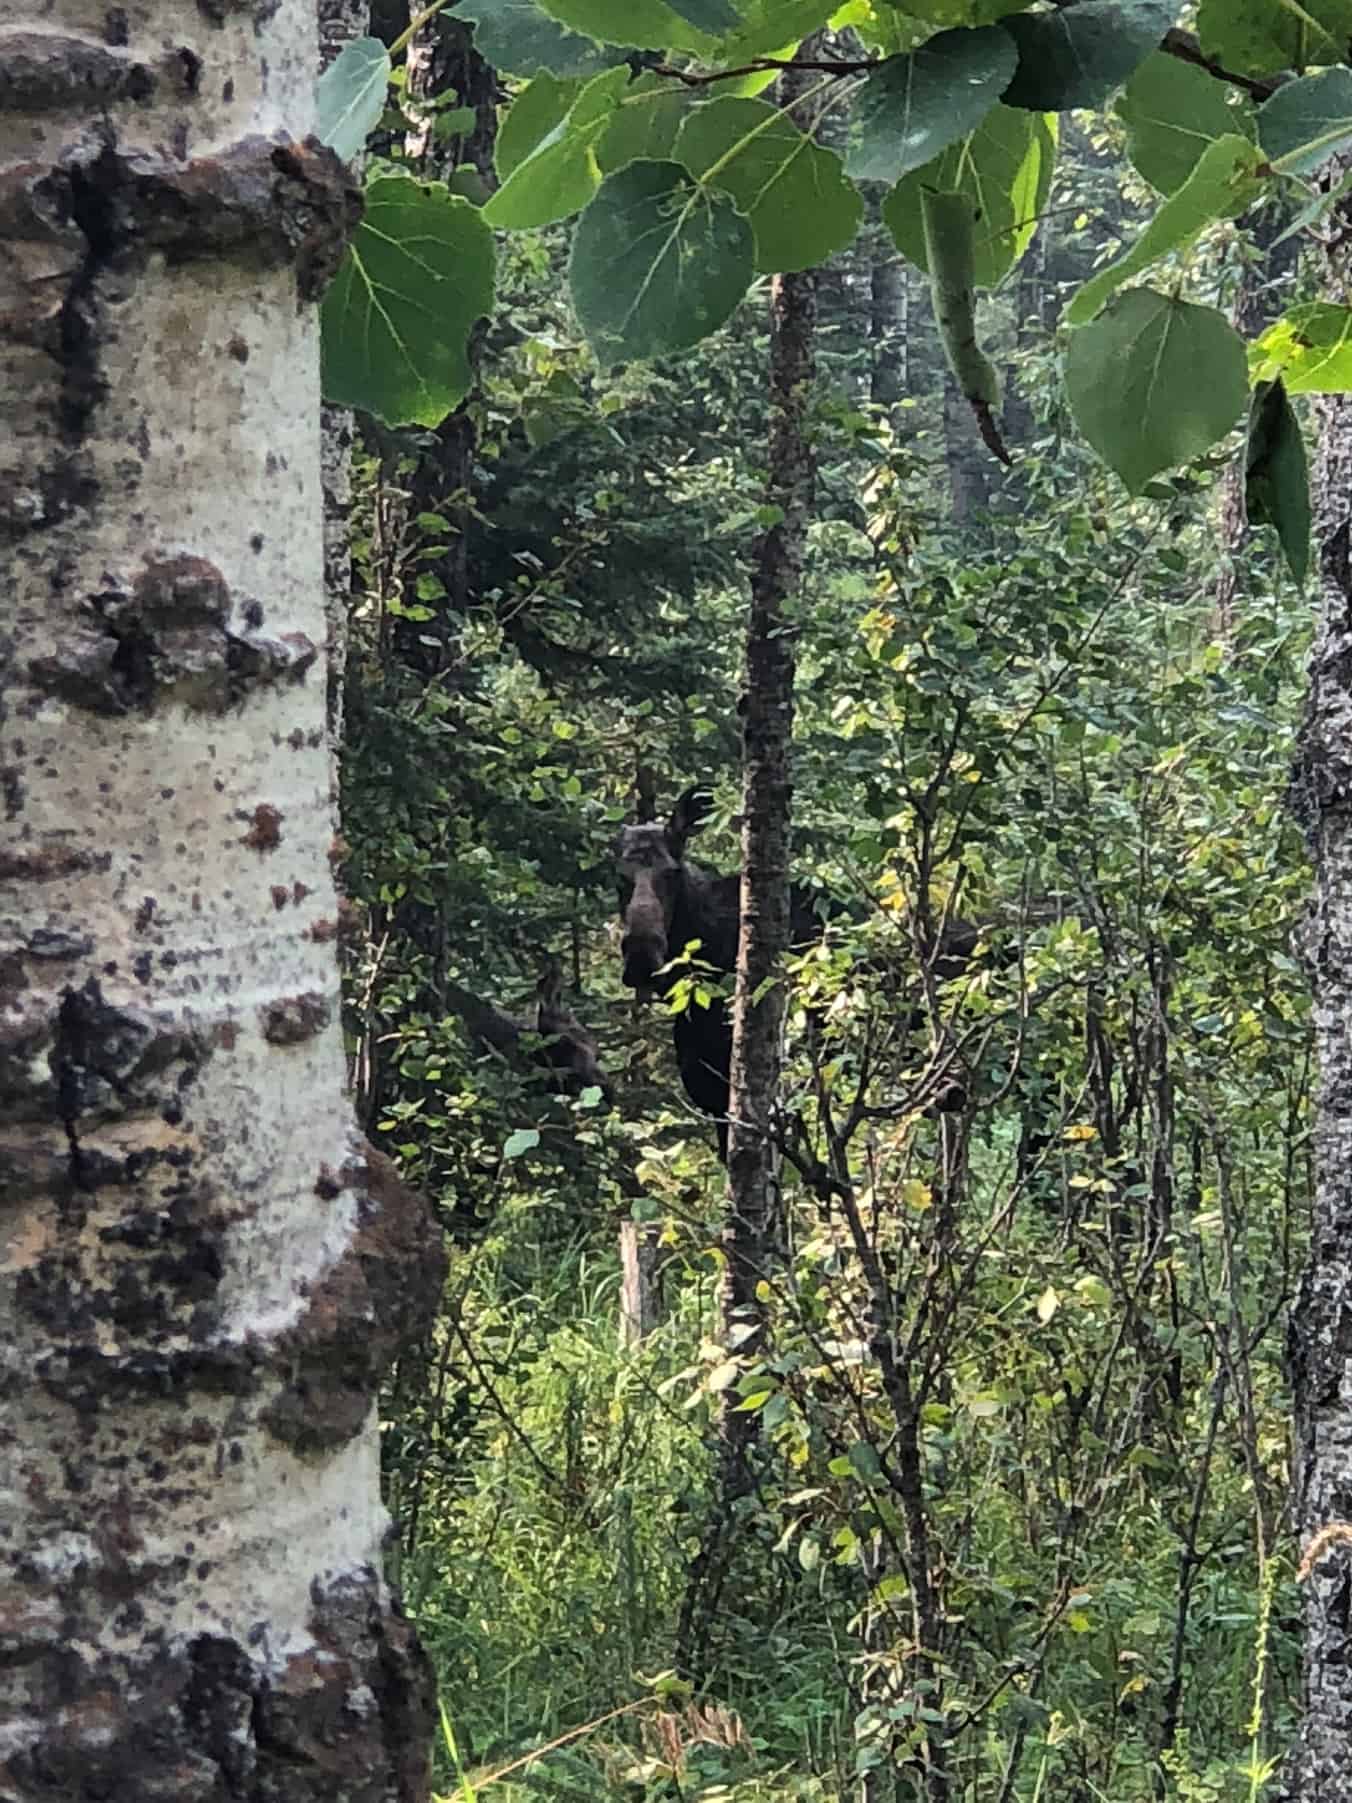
<box><xmin>1287</xmin><ymin>195</ymin><xmax>1352</xmax><ymax>1802</ymax></box>
<box><xmin>723</xmin><ymin>59</ymin><xmax>817</xmax><ymax>1468</ymax></box>
<box><xmin>676</xmin><ymin>52</ymin><xmax>818</xmax><ymax>1678</ymax></box>
<box><xmin>0</xmin><ymin>6</ymin><xmax>443</xmax><ymax>1796</ymax></box>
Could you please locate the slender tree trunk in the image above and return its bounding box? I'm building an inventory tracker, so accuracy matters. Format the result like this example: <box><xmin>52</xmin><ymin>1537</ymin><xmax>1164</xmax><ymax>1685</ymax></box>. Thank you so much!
<box><xmin>677</xmin><ymin>53</ymin><xmax>818</xmax><ymax>1677</ymax></box>
<box><xmin>0</xmin><ymin>7</ymin><xmax>443</xmax><ymax>1795</ymax></box>
<box><xmin>1286</xmin><ymin>184</ymin><xmax>1352</xmax><ymax>1802</ymax></box>
<box><xmin>942</xmin><ymin>367</ymin><xmax>992</xmax><ymax>528</ymax></box>
<box><xmin>404</xmin><ymin>16</ymin><xmax>497</xmax><ymax>643</ymax></box>
<box><xmin>724</xmin><ymin>58</ymin><xmax>818</xmax><ymax>1464</ymax></box>
<box><xmin>319</xmin><ymin>0</ymin><xmax>367</xmax><ymax>774</ymax></box>
<box><xmin>869</xmin><ymin>233</ymin><xmax>906</xmax><ymax>407</ymax></box>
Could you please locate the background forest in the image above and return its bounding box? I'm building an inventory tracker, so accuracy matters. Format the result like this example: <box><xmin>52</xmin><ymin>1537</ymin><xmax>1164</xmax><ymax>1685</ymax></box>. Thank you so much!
<box><xmin>339</xmin><ymin>25</ymin><xmax>1314</xmax><ymax>1801</ymax></box>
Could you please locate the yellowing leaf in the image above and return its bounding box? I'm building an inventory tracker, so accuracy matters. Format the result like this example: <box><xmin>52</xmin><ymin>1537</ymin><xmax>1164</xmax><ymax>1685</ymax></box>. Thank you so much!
<box><xmin>1036</xmin><ymin>1285</ymin><xmax>1060</xmax><ymax>1323</ymax></box>
<box><xmin>903</xmin><ymin>1179</ymin><xmax>933</xmax><ymax>1210</ymax></box>
<box><xmin>1063</xmin><ymin>1123</ymin><xmax>1098</xmax><ymax>1142</ymax></box>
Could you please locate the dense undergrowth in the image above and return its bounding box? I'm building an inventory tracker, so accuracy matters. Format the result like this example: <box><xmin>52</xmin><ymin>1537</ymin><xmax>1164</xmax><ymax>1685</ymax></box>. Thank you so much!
<box><xmin>343</xmin><ymin>188</ymin><xmax>1314</xmax><ymax>1801</ymax></box>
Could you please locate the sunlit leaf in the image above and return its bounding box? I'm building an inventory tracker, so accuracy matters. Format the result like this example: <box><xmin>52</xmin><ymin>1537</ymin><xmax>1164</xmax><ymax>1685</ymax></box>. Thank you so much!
<box><xmin>321</xmin><ymin>176</ymin><xmax>496</xmax><ymax>427</ymax></box>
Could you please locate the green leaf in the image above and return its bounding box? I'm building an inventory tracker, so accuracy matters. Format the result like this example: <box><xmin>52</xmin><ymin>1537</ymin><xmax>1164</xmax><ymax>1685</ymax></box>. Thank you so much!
<box><xmin>433</xmin><ymin>105</ymin><xmax>480</xmax><ymax>140</ymax></box>
<box><xmin>316</xmin><ymin>35</ymin><xmax>391</xmax><ymax>161</ymax></box>
<box><xmin>570</xmin><ymin>159</ymin><xmax>754</xmax><ymax>362</ymax></box>
<box><xmin>847</xmin><ymin>1441</ymin><xmax>885</xmax><ymax>1483</ymax></box>
<box><xmin>675</xmin><ymin>96</ymin><xmax>864</xmax><ymax>273</ymax></box>
<box><xmin>903</xmin><ymin>0</ymin><xmax>1035</xmax><ymax>24</ymax></box>
<box><xmin>664</xmin><ymin>0</ymin><xmax>739</xmax><ymax>30</ymax></box>
<box><xmin>537</xmin><ymin>0</ymin><xmax>709</xmax><ymax>51</ymax></box>
<box><xmin>1065</xmin><ymin>134</ymin><xmax>1266</xmax><ymax>325</ymax></box>
<box><xmin>1115</xmin><ymin>51</ymin><xmax>1256</xmax><ymax>195</ymax></box>
<box><xmin>882</xmin><ymin>104</ymin><xmax>1056</xmax><ymax>287</ymax></box>
<box><xmin>321</xmin><ymin>176</ymin><xmax>496</xmax><ymax>427</ymax></box>
<box><xmin>597</xmin><ymin>71</ymin><xmax>695</xmax><ymax>170</ymax></box>
<box><xmin>1258</xmin><ymin>68</ymin><xmax>1352</xmax><ymax>177</ymax></box>
<box><xmin>1064</xmin><ymin>287</ymin><xmax>1247</xmax><ymax>492</ymax></box>
<box><xmin>1251</xmin><ymin>302</ymin><xmax>1352</xmax><ymax>392</ymax></box>
<box><xmin>502</xmin><ymin>1127</ymin><xmax>541</xmax><ymax>1157</ymax></box>
<box><xmin>497</xmin><ymin>72</ymin><xmax>582</xmax><ymax>180</ymax></box>
<box><xmin>485</xmin><ymin>65</ymin><xmax>631</xmax><ymax>227</ymax></box>
<box><xmin>717</xmin><ymin>0</ymin><xmax>839</xmax><ymax>60</ymax></box>
<box><xmin>846</xmin><ymin>28</ymin><xmax>1015</xmax><ymax>186</ymax></box>
<box><xmin>1197</xmin><ymin>0</ymin><xmax>1352</xmax><ymax>78</ymax></box>
<box><xmin>1246</xmin><ymin>379</ymin><xmax>1310</xmax><ymax>585</ymax></box>
<box><xmin>458</xmin><ymin>0</ymin><xmax>621</xmax><ymax>76</ymax></box>
<box><xmin>1001</xmin><ymin>0</ymin><xmax>1179</xmax><ymax>112</ymax></box>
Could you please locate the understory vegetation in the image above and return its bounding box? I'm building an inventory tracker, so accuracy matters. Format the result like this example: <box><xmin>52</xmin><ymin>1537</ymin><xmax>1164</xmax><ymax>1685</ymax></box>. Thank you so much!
<box><xmin>341</xmin><ymin>91</ymin><xmax>1314</xmax><ymax>1803</ymax></box>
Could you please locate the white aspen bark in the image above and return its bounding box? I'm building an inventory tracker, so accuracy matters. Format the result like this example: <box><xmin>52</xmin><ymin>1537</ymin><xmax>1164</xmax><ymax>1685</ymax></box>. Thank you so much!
<box><xmin>0</xmin><ymin>5</ymin><xmax>442</xmax><ymax>1796</ymax></box>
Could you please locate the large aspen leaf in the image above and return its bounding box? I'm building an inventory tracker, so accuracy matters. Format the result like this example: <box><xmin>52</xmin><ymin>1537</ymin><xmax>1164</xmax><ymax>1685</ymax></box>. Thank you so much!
<box><xmin>316</xmin><ymin>36</ymin><xmax>390</xmax><ymax>162</ymax></box>
<box><xmin>1115</xmin><ymin>51</ymin><xmax>1255</xmax><ymax>194</ymax></box>
<box><xmin>321</xmin><ymin>177</ymin><xmax>496</xmax><ymax>427</ymax></box>
<box><xmin>675</xmin><ymin>96</ymin><xmax>862</xmax><ymax>273</ymax></box>
<box><xmin>1001</xmin><ymin>0</ymin><xmax>1179</xmax><ymax>112</ymax></box>
<box><xmin>569</xmin><ymin>159</ymin><xmax>754</xmax><ymax>363</ymax></box>
<box><xmin>846</xmin><ymin>27</ymin><xmax>1016</xmax><ymax>186</ymax></box>
<box><xmin>882</xmin><ymin>104</ymin><xmax>1055</xmax><ymax>287</ymax></box>
<box><xmin>1064</xmin><ymin>288</ymin><xmax>1246</xmax><ymax>492</ymax></box>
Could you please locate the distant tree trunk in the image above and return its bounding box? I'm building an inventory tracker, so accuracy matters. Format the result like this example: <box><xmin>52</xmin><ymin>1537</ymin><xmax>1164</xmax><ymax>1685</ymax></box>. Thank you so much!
<box><xmin>0</xmin><ymin>6</ymin><xmax>442</xmax><ymax>1794</ymax></box>
<box><xmin>943</xmin><ymin>367</ymin><xmax>993</xmax><ymax>526</ymax></box>
<box><xmin>404</xmin><ymin>16</ymin><xmax>498</xmax><ymax>643</ymax></box>
<box><xmin>1286</xmin><ymin>181</ymin><xmax>1352</xmax><ymax>1803</ymax></box>
<box><xmin>677</xmin><ymin>51</ymin><xmax>818</xmax><ymax>1677</ymax></box>
<box><xmin>320</xmin><ymin>0</ymin><xmax>367</xmax><ymax>772</ymax></box>
<box><xmin>619</xmin><ymin>1220</ymin><xmax>663</xmax><ymax>1344</ymax></box>
<box><xmin>870</xmin><ymin>233</ymin><xmax>907</xmax><ymax>406</ymax></box>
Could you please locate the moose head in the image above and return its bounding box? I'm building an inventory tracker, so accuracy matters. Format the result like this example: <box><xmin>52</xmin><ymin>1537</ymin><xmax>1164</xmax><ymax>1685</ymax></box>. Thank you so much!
<box><xmin>614</xmin><ymin>786</ymin><xmax>737</xmax><ymax>996</ymax></box>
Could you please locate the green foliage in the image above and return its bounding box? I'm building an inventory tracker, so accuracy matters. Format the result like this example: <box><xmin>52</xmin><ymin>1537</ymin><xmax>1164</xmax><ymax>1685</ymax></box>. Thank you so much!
<box><xmin>1258</xmin><ymin>67</ymin><xmax>1352</xmax><ymax>175</ymax></box>
<box><xmin>883</xmin><ymin>105</ymin><xmax>1056</xmax><ymax>288</ymax></box>
<box><xmin>321</xmin><ymin>174</ymin><xmax>496</xmax><ymax>426</ymax></box>
<box><xmin>1064</xmin><ymin>289</ymin><xmax>1248</xmax><ymax>492</ymax></box>
<box><xmin>1065</xmin><ymin>135</ymin><xmax>1266</xmax><ymax>325</ymax></box>
<box><xmin>673</xmin><ymin>97</ymin><xmax>863</xmax><ymax>273</ymax></box>
<box><xmin>1196</xmin><ymin>0</ymin><xmax>1352</xmax><ymax>78</ymax></box>
<box><xmin>568</xmin><ymin>160</ymin><xmax>755</xmax><ymax>363</ymax></box>
<box><xmin>458</xmin><ymin>0</ymin><xmax>621</xmax><ymax>75</ymax></box>
<box><xmin>845</xmin><ymin>27</ymin><xmax>1017</xmax><ymax>185</ymax></box>
<box><xmin>1000</xmin><ymin>0</ymin><xmax>1178</xmax><ymax>112</ymax></box>
<box><xmin>317</xmin><ymin>34</ymin><xmax>392</xmax><ymax>161</ymax></box>
<box><xmin>313</xmin><ymin>0</ymin><xmax>1352</xmax><ymax>521</ymax></box>
<box><xmin>1246</xmin><ymin>379</ymin><xmax>1311</xmax><ymax>583</ymax></box>
<box><xmin>1250</xmin><ymin>301</ymin><xmax>1352</xmax><ymax>392</ymax></box>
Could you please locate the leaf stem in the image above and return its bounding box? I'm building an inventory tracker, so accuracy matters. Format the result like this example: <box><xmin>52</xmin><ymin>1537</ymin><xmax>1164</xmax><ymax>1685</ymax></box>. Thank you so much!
<box><xmin>389</xmin><ymin>0</ymin><xmax>453</xmax><ymax>60</ymax></box>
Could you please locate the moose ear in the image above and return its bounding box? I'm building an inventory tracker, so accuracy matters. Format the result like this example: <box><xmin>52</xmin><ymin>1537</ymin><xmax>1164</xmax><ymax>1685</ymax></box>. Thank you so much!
<box><xmin>666</xmin><ymin>785</ymin><xmax>714</xmax><ymax>853</ymax></box>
